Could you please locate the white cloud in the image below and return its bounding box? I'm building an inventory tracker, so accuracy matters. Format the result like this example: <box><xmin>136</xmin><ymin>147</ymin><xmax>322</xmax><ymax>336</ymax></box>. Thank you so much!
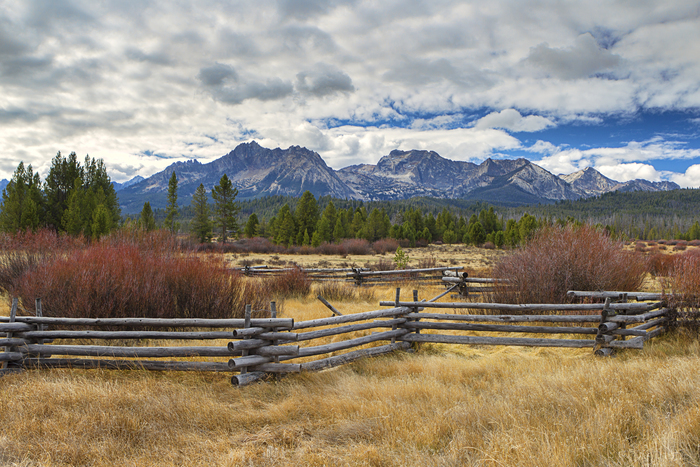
<box><xmin>670</xmin><ymin>165</ymin><xmax>700</xmax><ymax>188</ymax></box>
<box><xmin>474</xmin><ymin>109</ymin><xmax>554</xmax><ymax>132</ymax></box>
<box><xmin>0</xmin><ymin>0</ymin><xmax>699</xmax><ymax>184</ymax></box>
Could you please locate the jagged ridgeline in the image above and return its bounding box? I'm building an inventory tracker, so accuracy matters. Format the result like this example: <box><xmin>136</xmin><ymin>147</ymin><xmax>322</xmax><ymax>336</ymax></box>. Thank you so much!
<box><xmin>115</xmin><ymin>142</ymin><xmax>678</xmax><ymax>214</ymax></box>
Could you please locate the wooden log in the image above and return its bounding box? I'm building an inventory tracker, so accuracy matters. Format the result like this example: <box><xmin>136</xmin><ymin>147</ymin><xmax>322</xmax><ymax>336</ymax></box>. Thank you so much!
<box><xmin>231</xmin><ymin>371</ymin><xmax>268</xmax><ymax>387</ymax></box>
<box><xmin>0</xmin><ymin>316</ymin><xmax>294</xmax><ymax>329</ymax></box>
<box><xmin>345</xmin><ymin>266</ymin><xmax>462</xmax><ymax>277</ymax></box>
<box><xmin>0</xmin><ymin>323</ymin><xmax>33</xmax><ymax>332</ymax></box>
<box><xmin>1</xmin><ymin>299</ymin><xmax>18</xmax><ymax>370</ymax></box>
<box><xmin>630</xmin><ymin>316</ymin><xmax>668</xmax><ymax>332</ymax></box>
<box><xmin>300</xmin><ymin>342</ymin><xmax>411</xmax><ymax>372</ymax></box>
<box><xmin>282</xmin><ymin>329</ymin><xmax>409</xmax><ymax>359</ymax></box>
<box><xmin>405</xmin><ymin>312</ymin><xmax>601</xmax><ymax>323</ymax></box>
<box><xmin>608</xmin><ymin>308</ymin><xmax>669</xmax><ymax>323</ymax></box>
<box><xmin>401</xmin><ymin>321</ymin><xmax>598</xmax><ymax>335</ymax></box>
<box><xmin>0</xmin><ymin>352</ymin><xmax>23</xmax><ymax>362</ymax></box>
<box><xmin>441</xmin><ymin>277</ymin><xmax>498</xmax><ymax>284</ymax></box>
<box><xmin>227</xmin><ymin>339</ymin><xmax>270</xmax><ymax>352</ymax></box>
<box><xmin>594</xmin><ymin>347</ymin><xmax>614</xmax><ymax>357</ymax></box>
<box><xmin>232</xmin><ymin>328</ymin><xmax>298</xmax><ymax>340</ymax></box>
<box><xmin>428</xmin><ymin>285</ymin><xmax>459</xmax><ymax>303</ymax></box>
<box><xmin>595</xmin><ymin>334</ymin><xmax>616</xmax><ymax>344</ymax></box>
<box><xmin>295</xmin><ymin>319</ymin><xmax>406</xmax><ymax>341</ymax></box>
<box><xmin>598</xmin><ymin>322</ymin><xmax>620</xmax><ymax>333</ymax></box>
<box><xmin>19</xmin><ymin>330</ymin><xmax>236</xmax><ymax>340</ymax></box>
<box><xmin>0</xmin><ymin>338</ymin><xmax>29</xmax><ymax>347</ymax></box>
<box><xmin>379</xmin><ymin>300</ymin><xmax>655</xmax><ymax>312</ymax></box>
<box><xmin>567</xmin><ymin>291</ymin><xmax>663</xmax><ymax>301</ymax></box>
<box><xmin>252</xmin><ymin>345</ymin><xmax>299</xmax><ymax>357</ymax></box>
<box><xmin>24</xmin><ymin>358</ymin><xmax>231</xmax><ymax>372</ymax></box>
<box><xmin>250</xmin><ymin>363</ymin><xmax>302</xmax><ymax>373</ymax></box>
<box><xmin>399</xmin><ymin>333</ymin><xmax>597</xmax><ymax>348</ymax></box>
<box><xmin>292</xmin><ymin>307</ymin><xmax>411</xmax><ymax>330</ymax></box>
<box><xmin>240</xmin><ymin>305</ymin><xmax>252</xmax><ymax>374</ymax></box>
<box><xmin>317</xmin><ymin>295</ymin><xmax>343</xmax><ymax>316</ymax></box>
<box><xmin>228</xmin><ymin>355</ymin><xmax>272</xmax><ymax>369</ymax></box>
<box><xmin>643</xmin><ymin>326</ymin><xmax>667</xmax><ymax>341</ymax></box>
<box><xmin>21</xmin><ymin>344</ymin><xmax>234</xmax><ymax>358</ymax></box>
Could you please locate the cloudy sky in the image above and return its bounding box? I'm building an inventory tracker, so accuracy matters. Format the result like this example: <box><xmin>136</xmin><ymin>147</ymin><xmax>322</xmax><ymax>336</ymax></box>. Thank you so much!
<box><xmin>2</xmin><ymin>0</ymin><xmax>700</xmax><ymax>187</ymax></box>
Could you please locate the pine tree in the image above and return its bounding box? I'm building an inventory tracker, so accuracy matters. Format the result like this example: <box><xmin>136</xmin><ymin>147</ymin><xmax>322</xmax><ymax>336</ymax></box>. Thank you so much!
<box><xmin>244</xmin><ymin>213</ymin><xmax>259</xmax><ymax>238</ymax></box>
<box><xmin>164</xmin><ymin>171</ymin><xmax>179</xmax><ymax>233</ymax></box>
<box><xmin>44</xmin><ymin>152</ymin><xmax>83</xmax><ymax>231</ymax></box>
<box><xmin>140</xmin><ymin>202</ymin><xmax>156</xmax><ymax>231</ymax></box>
<box><xmin>211</xmin><ymin>174</ymin><xmax>240</xmax><ymax>243</ymax></box>
<box><xmin>190</xmin><ymin>184</ymin><xmax>212</xmax><ymax>243</ymax></box>
<box><xmin>0</xmin><ymin>162</ymin><xmax>44</xmax><ymax>232</ymax></box>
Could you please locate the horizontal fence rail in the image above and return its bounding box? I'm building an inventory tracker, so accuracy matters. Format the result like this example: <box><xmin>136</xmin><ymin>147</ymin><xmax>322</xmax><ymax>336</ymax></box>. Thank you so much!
<box><xmin>1</xmin><ymin>287</ymin><xmax>673</xmax><ymax>384</ymax></box>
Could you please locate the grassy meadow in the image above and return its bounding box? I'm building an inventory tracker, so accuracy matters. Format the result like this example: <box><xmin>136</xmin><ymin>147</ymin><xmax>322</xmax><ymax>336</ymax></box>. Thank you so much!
<box><xmin>1</xmin><ymin>239</ymin><xmax>700</xmax><ymax>466</ymax></box>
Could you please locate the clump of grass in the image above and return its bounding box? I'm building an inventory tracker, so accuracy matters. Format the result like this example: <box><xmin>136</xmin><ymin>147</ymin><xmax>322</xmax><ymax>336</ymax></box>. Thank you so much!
<box><xmin>492</xmin><ymin>225</ymin><xmax>647</xmax><ymax>304</ymax></box>
<box><xmin>313</xmin><ymin>281</ymin><xmax>357</xmax><ymax>302</ymax></box>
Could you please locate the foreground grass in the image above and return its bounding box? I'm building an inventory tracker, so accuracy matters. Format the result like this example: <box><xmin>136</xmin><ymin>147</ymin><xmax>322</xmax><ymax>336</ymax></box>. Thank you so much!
<box><xmin>1</xmin><ymin>332</ymin><xmax>699</xmax><ymax>466</ymax></box>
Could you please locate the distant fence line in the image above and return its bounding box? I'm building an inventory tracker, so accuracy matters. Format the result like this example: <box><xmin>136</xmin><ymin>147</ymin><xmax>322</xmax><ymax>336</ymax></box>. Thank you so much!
<box><xmin>1</xmin><ymin>288</ymin><xmax>670</xmax><ymax>385</ymax></box>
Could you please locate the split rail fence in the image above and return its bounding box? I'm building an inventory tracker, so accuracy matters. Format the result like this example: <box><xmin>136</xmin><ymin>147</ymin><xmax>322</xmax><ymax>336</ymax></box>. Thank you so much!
<box><xmin>1</xmin><ymin>288</ymin><xmax>670</xmax><ymax>385</ymax></box>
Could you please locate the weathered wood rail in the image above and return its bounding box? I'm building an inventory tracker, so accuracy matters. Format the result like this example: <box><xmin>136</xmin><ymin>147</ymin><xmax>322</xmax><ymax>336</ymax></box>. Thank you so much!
<box><xmin>1</xmin><ymin>287</ymin><xmax>672</xmax><ymax>385</ymax></box>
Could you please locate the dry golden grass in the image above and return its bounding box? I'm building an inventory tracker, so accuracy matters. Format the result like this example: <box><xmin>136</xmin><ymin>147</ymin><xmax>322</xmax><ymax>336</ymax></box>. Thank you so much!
<box><xmin>2</xmin><ymin>247</ymin><xmax>700</xmax><ymax>466</ymax></box>
<box><xmin>1</xmin><ymin>332</ymin><xmax>700</xmax><ymax>466</ymax></box>
<box><xmin>226</xmin><ymin>243</ymin><xmax>506</xmax><ymax>275</ymax></box>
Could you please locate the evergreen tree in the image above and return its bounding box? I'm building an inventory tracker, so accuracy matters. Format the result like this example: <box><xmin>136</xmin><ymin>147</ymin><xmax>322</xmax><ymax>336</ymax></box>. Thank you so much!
<box><xmin>190</xmin><ymin>184</ymin><xmax>212</xmax><ymax>243</ymax></box>
<box><xmin>295</xmin><ymin>191</ymin><xmax>318</xmax><ymax>241</ymax></box>
<box><xmin>211</xmin><ymin>174</ymin><xmax>240</xmax><ymax>243</ymax></box>
<box><xmin>91</xmin><ymin>204</ymin><xmax>112</xmax><ymax>239</ymax></box>
<box><xmin>0</xmin><ymin>162</ymin><xmax>44</xmax><ymax>232</ymax></box>
<box><xmin>468</xmin><ymin>221</ymin><xmax>486</xmax><ymax>245</ymax></box>
<box><xmin>244</xmin><ymin>213</ymin><xmax>259</xmax><ymax>238</ymax></box>
<box><xmin>140</xmin><ymin>202</ymin><xmax>156</xmax><ymax>231</ymax></box>
<box><xmin>44</xmin><ymin>152</ymin><xmax>83</xmax><ymax>231</ymax></box>
<box><xmin>164</xmin><ymin>171</ymin><xmax>179</xmax><ymax>233</ymax></box>
<box><xmin>275</xmin><ymin>204</ymin><xmax>295</xmax><ymax>245</ymax></box>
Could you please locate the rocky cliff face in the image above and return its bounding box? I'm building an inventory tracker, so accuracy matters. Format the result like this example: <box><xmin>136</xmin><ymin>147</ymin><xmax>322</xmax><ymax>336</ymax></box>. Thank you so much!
<box><xmin>117</xmin><ymin>142</ymin><xmax>682</xmax><ymax>213</ymax></box>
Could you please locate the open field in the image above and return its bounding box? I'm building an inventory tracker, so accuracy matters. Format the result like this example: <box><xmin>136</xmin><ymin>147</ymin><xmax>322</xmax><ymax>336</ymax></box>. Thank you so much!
<box><xmin>2</xmin><ymin>244</ymin><xmax>699</xmax><ymax>466</ymax></box>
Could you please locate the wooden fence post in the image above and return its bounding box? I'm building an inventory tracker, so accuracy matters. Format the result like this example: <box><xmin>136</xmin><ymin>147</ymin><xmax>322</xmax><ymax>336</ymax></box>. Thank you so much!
<box><xmin>413</xmin><ymin>290</ymin><xmax>420</xmax><ymax>335</ymax></box>
<box><xmin>271</xmin><ymin>301</ymin><xmax>281</xmax><ymax>381</ymax></box>
<box><xmin>2</xmin><ymin>298</ymin><xmax>18</xmax><ymax>370</ymax></box>
<box><xmin>241</xmin><ymin>305</ymin><xmax>251</xmax><ymax>374</ymax></box>
<box><xmin>595</xmin><ymin>298</ymin><xmax>615</xmax><ymax>356</ymax></box>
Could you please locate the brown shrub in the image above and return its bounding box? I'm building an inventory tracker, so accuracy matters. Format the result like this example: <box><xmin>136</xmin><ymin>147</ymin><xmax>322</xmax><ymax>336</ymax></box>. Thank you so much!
<box><xmin>664</xmin><ymin>250</ymin><xmax>700</xmax><ymax>332</ymax></box>
<box><xmin>482</xmin><ymin>241</ymin><xmax>496</xmax><ymax>250</ymax></box>
<box><xmin>263</xmin><ymin>268</ymin><xmax>310</xmax><ymax>298</ymax></box>
<box><xmin>9</xmin><ymin>241</ymin><xmax>269</xmax><ymax>319</ymax></box>
<box><xmin>313</xmin><ymin>281</ymin><xmax>357</xmax><ymax>302</ymax></box>
<box><xmin>674</xmin><ymin>244</ymin><xmax>687</xmax><ymax>251</ymax></box>
<box><xmin>371</xmin><ymin>238</ymin><xmax>399</xmax><ymax>255</ymax></box>
<box><xmin>648</xmin><ymin>253</ymin><xmax>677</xmax><ymax>277</ymax></box>
<box><xmin>417</xmin><ymin>256</ymin><xmax>438</xmax><ymax>269</ymax></box>
<box><xmin>491</xmin><ymin>225</ymin><xmax>647</xmax><ymax>304</ymax></box>
<box><xmin>341</xmin><ymin>239</ymin><xmax>372</xmax><ymax>255</ymax></box>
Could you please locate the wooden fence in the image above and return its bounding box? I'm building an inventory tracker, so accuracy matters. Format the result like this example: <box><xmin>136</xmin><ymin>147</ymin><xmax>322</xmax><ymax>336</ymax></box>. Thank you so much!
<box><xmin>1</xmin><ymin>289</ymin><xmax>671</xmax><ymax>385</ymax></box>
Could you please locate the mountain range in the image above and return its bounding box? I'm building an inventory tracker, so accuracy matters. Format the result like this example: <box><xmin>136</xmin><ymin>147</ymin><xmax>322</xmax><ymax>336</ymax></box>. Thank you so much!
<box><xmin>109</xmin><ymin>142</ymin><xmax>679</xmax><ymax>212</ymax></box>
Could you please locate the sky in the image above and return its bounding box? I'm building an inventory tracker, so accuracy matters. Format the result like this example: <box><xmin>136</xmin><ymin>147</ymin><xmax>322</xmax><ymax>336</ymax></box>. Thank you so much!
<box><xmin>1</xmin><ymin>0</ymin><xmax>700</xmax><ymax>187</ymax></box>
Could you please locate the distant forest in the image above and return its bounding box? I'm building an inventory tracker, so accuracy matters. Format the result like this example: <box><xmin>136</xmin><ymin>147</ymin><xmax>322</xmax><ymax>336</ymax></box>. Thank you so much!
<box><xmin>149</xmin><ymin>188</ymin><xmax>700</xmax><ymax>242</ymax></box>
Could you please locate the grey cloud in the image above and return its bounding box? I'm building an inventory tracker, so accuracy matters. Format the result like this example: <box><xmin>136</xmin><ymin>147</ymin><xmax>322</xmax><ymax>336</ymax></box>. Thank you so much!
<box><xmin>526</xmin><ymin>33</ymin><xmax>622</xmax><ymax>80</ymax></box>
<box><xmin>383</xmin><ymin>57</ymin><xmax>493</xmax><ymax>89</ymax></box>
<box><xmin>125</xmin><ymin>48</ymin><xmax>172</xmax><ymax>66</ymax></box>
<box><xmin>197</xmin><ymin>63</ymin><xmax>238</xmax><ymax>87</ymax></box>
<box><xmin>215</xmin><ymin>29</ymin><xmax>259</xmax><ymax>57</ymax></box>
<box><xmin>281</xmin><ymin>25</ymin><xmax>337</xmax><ymax>55</ymax></box>
<box><xmin>0</xmin><ymin>25</ymin><xmax>28</xmax><ymax>57</ymax></box>
<box><xmin>296</xmin><ymin>63</ymin><xmax>354</xmax><ymax>97</ymax></box>
<box><xmin>212</xmin><ymin>79</ymin><xmax>294</xmax><ymax>105</ymax></box>
<box><xmin>0</xmin><ymin>55</ymin><xmax>53</xmax><ymax>78</ymax></box>
<box><xmin>277</xmin><ymin>0</ymin><xmax>356</xmax><ymax>21</ymax></box>
<box><xmin>25</xmin><ymin>0</ymin><xmax>97</xmax><ymax>31</ymax></box>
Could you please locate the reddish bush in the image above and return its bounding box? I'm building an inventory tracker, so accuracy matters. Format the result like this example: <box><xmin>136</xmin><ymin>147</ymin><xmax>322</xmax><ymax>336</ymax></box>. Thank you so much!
<box><xmin>648</xmin><ymin>253</ymin><xmax>677</xmax><ymax>276</ymax></box>
<box><xmin>482</xmin><ymin>241</ymin><xmax>496</xmax><ymax>250</ymax></box>
<box><xmin>372</xmin><ymin>238</ymin><xmax>399</xmax><ymax>254</ymax></box>
<box><xmin>341</xmin><ymin>238</ymin><xmax>371</xmax><ymax>255</ymax></box>
<box><xmin>492</xmin><ymin>225</ymin><xmax>647</xmax><ymax>304</ymax></box>
<box><xmin>689</xmin><ymin>240</ymin><xmax>700</xmax><ymax>247</ymax></box>
<box><xmin>9</xmin><ymin>241</ymin><xmax>269</xmax><ymax>319</ymax></box>
<box><xmin>263</xmin><ymin>268</ymin><xmax>310</xmax><ymax>298</ymax></box>
<box><xmin>674</xmin><ymin>244</ymin><xmax>687</xmax><ymax>251</ymax></box>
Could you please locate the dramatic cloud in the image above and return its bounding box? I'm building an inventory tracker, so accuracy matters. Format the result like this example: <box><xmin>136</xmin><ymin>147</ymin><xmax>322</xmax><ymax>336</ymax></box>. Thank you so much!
<box><xmin>0</xmin><ymin>0</ymin><xmax>698</xmax><ymax>185</ymax></box>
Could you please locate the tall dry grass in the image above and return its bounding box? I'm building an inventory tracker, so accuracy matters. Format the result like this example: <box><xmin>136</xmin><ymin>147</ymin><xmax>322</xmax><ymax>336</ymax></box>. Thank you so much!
<box><xmin>1</xmin><ymin>334</ymin><xmax>699</xmax><ymax>466</ymax></box>
<box><xmin>492</xmin><ymin>225</ymin><xmax>647</xmax><ymax>304</ymax></box>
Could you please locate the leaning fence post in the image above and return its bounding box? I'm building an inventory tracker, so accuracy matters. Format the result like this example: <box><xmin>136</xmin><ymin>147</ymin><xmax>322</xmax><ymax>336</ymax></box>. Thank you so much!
<box><xmin>240</xmin><ymin>305</ymin><xmax>252</xmax><ymax>374</ymax></box>
<box><xmin>270</xmin><ymin>301</ymin><xmax>281</xmax><ymax>381</ymax></box>
<box><xmin>413</xmin><ymin>290</ymin><xmax>420</xmax><ymax>335</ymax></box>
<box><xmin>595</xmin><ymin>298</ymin><xmax>616</xmax><ymax>356</ymax></box>
<box><xmin>2</xmin><ymin>298</ymin><xmax>18</xmax><ymax>370</ymax></box>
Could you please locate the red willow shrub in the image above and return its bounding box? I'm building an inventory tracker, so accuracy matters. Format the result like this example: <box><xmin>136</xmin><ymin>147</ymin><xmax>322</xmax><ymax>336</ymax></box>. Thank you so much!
<box><xmin>648</xmin><ymin>253</ymin><xmax>678</xmax><ymax>277</ymax></box>
<box><xmin>10</xmin><ymin>242</ymin><xmax>269</xmax><ymax>319</ymax></box>
<box><xmin>664</xmin><ymin>250</ymin><xmax>700</xmax><ymax>333</ymax></box>
<box><xmin>491</xmin><ymin>225</ymin><xmax>647</xmax><ymax>304</ymax></box>
<box><xmin>372</xmin><ymin>238</ymin><xmax>399</xmax><ymax>254</ymax></box>
<box><xmin>262</xmin><ymin>268</ymin><xmax>311</xmax><ymax>298</ymax></box>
